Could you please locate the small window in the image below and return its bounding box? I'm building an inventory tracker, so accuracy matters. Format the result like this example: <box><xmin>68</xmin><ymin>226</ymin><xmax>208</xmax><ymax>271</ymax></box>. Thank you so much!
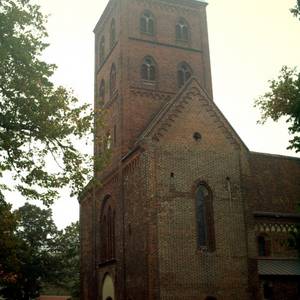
<box><xmin>99</xmin><ymin>79</ymin><xmax>105</xmax><ymax>102</ymax></box>
<box><xmin>141</xmin><ymin>56</ymin><xmax>156</xmax><ymax>81</ymax></box>
<box><xmin>106</xmin><ymin>132</ymin><xmax>112</xmax><ymax>150</ymax></box>
<box><xmin>257</xmin><ymin>235</ymin><xmax>271</xmax><ymax>257</ymax></box>
<box><xmin>176</xmin><ymin>18</ymin><xmax>189</xmax><ymax>41</ymax></box>
<box><xmin>177</xmin><ymin>62</ymin><xmax>192</xmax><ymax>88</ymax></box>
<box><xmin>99</xmin><ymin>36</ymin><xmax>105</xmax><ymax>65</ymax></box>
<box><xmin>110</xmin><ymin>18</ymin><xmax>116</xmax><ymax>48</ymax></box>
<box><xmin>110</xmin><ymin>64</ymin><xmax>117</xmax><ymax>96</ymax></box>
<box><xmin>140</xmin><ymin>11</ymin><xmax>155</xmax><ymax>35</ymax></box>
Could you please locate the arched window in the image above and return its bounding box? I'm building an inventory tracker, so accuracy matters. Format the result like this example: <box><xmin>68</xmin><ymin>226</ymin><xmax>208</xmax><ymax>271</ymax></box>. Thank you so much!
<box><xmin>110</xmin><ymin>18</ymin><xmax>116</xmax><ymax>49</ymax></box>
<box><xmin>100</xmin><ymin>196</ymin><xmax>115</xmax><ymax>262</ymax></box>
<box><xmin>140</xmin><ymin>11</ymin><xmax>155</xmax><ymax>35</ymax></box>
<box><xmin>99</xmin><ymin>36</ymin><xmax>105</xmax><ymax>65</ymax></box>
<box><xmin>110</xmin><ymin>64</ymin><xmax>117</xmax><ymax>96</ymax></box>
<box><xmin>177</xmin><ymin>62</ymin><xmax>192</xmax><ymax>88</ymax></box>
<box><xmin>176</xmin><ymin>18</ymin><xmax>189</xmax><ymax>41</ymax></box>
<box><xmin>99</xmin><ymin>79</ymin><xmax>105</xmax><ymax>103</ymax></box>
<box><xmin>141</xmin><ymin>56</ymin><xmax>156</xmax><ymax>81</ymax></box>
<box><xmin>195</xmin><ymin>184</ymin><xmax>215</xmax><ymax>251</ymax></box>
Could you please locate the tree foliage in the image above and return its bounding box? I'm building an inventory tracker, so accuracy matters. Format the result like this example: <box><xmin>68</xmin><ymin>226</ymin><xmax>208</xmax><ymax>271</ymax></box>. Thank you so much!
<box><xmin>1</xmin><ymin>203</ymin><xmax>60</xmax><ymax>299</ymax></box>
<box><xmin>255</xmin><ymin>2</ymin><xmax>300</xmax><ymax>153</ymax></box>
<box><xmin>55</xmin><ymin>222</ymin><xmax>80</xmax><ymax>299</ymax></box>
<box><xmin>255</xmin><ymin>66</ymin><xmax>300</xmax><ymax>152</ymax></box>
<box><xmin>0</xmin><ymin>0</ymin><xmax>93</xmax><ymax>205</ymax></box>
<box><xmin>290</xmin><ymin>0</ymin><xmax>300</xmax><ymax>20</ymax></box>
<box><xmin>0</xmin><ymin>202</ymin><xmax>80</xmax><ymax>299</ymax></box>
<box><xmin>0</xmin><ymin>195</ymin><xmax>19</xmax><ymax>289</ymax></box>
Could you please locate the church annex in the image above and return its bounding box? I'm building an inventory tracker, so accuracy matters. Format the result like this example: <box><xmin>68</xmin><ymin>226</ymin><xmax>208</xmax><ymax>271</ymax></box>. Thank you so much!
<box><xmin>79</xmin><ymin>0</ymin><xmax>300</xmax><ymax>299</ymax></box>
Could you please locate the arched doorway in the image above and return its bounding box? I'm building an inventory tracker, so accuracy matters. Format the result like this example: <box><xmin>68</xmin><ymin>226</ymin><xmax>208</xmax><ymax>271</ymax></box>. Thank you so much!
<box><xmin>102</xmin><ymin>274</ymin><xmax>115</xmax><ymax>300</ymax></box>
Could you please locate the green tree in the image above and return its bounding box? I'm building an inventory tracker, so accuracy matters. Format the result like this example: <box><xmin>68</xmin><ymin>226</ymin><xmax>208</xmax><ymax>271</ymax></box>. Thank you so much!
<box><xmin>255</xmin><ymin>66</ymin><xmax>300</xmax><ymax>152</ymax></box>
<box><xmin>0</xmin><ymin>203</ymin><xmax>62</xmax><ymax>300</ymax></box>
<box><xmin>0</xmin><ymin>195</ymin><xmax>19</xmax><ymax>291</ymax></box>
<box><xmin>0</xmin><ymin>0</ymin><xmax>93</xmax><ymax>205</ymax></box>
<box><xmin>291</xmin><ymin>0</ymin><xmax>300</xmax><ymax>20</ymax></box>
<box><xmin>55</xmin><ymin>222</ymin><xmax>80</xmax><ymax>299</ymax></box>
<box><xmin>255</xmin><ymin>1</ymin><xmax>300</xmax><ymax>153</ymax></box>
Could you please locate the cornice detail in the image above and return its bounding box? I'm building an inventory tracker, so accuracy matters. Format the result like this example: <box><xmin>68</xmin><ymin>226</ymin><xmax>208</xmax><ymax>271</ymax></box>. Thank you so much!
<box><xmin>130</xmin><ymin>87</ymin><xmax>174</xmax><ymax>102</ymax></box>
<box><xmin>131</xmin><ymin>0</ymin><xmax>200</xmax><ymax>16</ymax></box>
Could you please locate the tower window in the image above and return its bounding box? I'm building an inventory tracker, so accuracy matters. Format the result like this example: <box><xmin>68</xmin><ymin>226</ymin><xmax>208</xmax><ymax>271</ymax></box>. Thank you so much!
<box><xmin>141</xmin><ymin>56</ymin><xmax>156</xmax><ymax>81</ymax></box>
<box><xmin>195</xmin><ymin>183</ymin><xmax>215</xmax><ymax>251</ymax></box>
<box><xmin>178</xmin><ymin>62</ymin><xmax>192</xmax><ymax>88</ymax></box>
<box><xmin>99</xmin><ymin>36</ymin><xmax>105</xmax><ymax>65</ymax></box>
<box><xmin>140</xmin><ymin>11</ymin><xmax>155</xmax><ymax>35</ymax></box>
<box><xmin>110</xmin><ymin>63</ymin><xmax>117</xmax><ymax>97</ymax></box>
<box><xmin>99</xmin><ymin>79</ymin><xmax>105</xmax><ymax>103</ymax></box>
<box><xmin>176</xmin><ymin>18</ymin><xmax>189</xmax><ymax>41</ymax></box>
<box><xmin>110</xmin><ymin>18</ymin><xmax>116</xmax><ymax>49</ymax></box>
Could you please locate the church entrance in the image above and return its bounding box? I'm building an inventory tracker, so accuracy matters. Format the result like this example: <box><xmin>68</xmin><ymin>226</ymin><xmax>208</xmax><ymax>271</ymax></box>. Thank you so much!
<box><xmin>102</xmin><ymin>274</ymin><xmax>115</xmax><ymax>300</ymax></box>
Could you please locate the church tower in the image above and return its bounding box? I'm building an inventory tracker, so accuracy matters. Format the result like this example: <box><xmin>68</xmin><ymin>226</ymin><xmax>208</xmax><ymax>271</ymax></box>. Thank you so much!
<box><xmin>80</xmin><ymin>0</ymin><xmax>267</xmax><ymax>299</ymax></box>
<box><xmin>93</xmin><ymin>0</ymin><xmax>213</xmax><ymax>162</ymax></box>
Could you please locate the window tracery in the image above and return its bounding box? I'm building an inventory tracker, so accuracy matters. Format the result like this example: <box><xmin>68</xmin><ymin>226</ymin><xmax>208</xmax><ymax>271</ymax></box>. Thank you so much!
<box><xmin>176</xmin><ymin>18</ymin><xmax>189</xmax><ymax>41</ymax></box>
<box><xmin>178</xmin><ymin>62</ymin><xmax>192</xmax><ymax>88</ymax></box>
<box><xmin>141</xmin><ymin>56</ymin><xmax>156</xmax><ymax>81</ymax></box>
<box><xmin>140</xmin><ymin>11</ymin><xmax>155</xmax><ymax>35</ymax></box>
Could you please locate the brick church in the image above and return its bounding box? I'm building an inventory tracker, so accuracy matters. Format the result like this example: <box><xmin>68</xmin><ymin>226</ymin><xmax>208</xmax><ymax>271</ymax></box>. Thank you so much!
<box><xmin>79</xmin><ymin>0</ymin><xmax>300</xmax><ymax>299</ymax></box>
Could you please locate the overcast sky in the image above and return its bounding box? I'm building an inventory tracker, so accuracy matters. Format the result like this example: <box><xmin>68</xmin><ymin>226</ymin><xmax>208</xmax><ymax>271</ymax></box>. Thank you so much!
<box><xmin>12</xmin><ymin>0</ymin><xmax>299</xmax><ymax>228</ymax></box>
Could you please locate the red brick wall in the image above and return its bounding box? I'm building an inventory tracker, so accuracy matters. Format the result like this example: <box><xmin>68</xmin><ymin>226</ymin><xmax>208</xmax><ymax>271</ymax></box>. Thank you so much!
<box><xmin>80</xmin><ymin>0</ymin><xmax>300</xmax><ymax>299</ymax></box>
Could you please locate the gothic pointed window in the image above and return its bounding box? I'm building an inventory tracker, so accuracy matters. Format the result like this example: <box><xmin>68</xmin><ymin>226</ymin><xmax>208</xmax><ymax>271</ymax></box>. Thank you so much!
<box><xmin>110</xmin><ymin>63</ymin><xmax>117</xmax><ymax>97</ymax></box>
<box><xmin>177</xmin><ymin>62</ymin><xmax>192</xmax><ymax>88</ymax></box>
<box><xmin>140</xmin><ymin>11</ymin><xmax>155</xmax><ymax>35</ymax></box>
<box><xmin>141</xmin><ymin>56</ymin><xmax>156</xmax><ymax>81</ymax></box>
<box><xmin>195</xmin><ymin>183</ymin><xmax>215</xmax><ymax>251</ymax></box>
<box><xmin>99</xmin><ymin>36</ymin><xmax>105</xmax><ymax>65</ymax></box>
<box><xmin>99</xmin><ymin>79</ymin><xmax>105</xmax><ymax>103</ymax></box>
<box><xmin>176</xmin><ymin>18</ymin><xmax>189</xmax><ymax>41</ymax></box>
<box><xmin>100</xmin><ymin>196</ymin><xmax>116</xmax><ymax>262</ymax></box>
<box><xmin>110</xmin><ymin>18</ymin><xmax>116</xmax><ymax>49</ymax></box>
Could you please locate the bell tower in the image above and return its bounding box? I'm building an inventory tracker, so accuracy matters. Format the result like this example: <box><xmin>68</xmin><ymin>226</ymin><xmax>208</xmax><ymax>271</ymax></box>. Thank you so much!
<box><xmin>93</xmin><ymin>0</ymin><xmax>212</xmax><ymax>162</ymax></box>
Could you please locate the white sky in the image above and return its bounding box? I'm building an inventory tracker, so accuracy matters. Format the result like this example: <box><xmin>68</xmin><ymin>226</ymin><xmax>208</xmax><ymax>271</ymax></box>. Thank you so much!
<box><xmin>10</xmin><ymin>0</ymin><xmax>300</xmax><ymax>228</ymax></box>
